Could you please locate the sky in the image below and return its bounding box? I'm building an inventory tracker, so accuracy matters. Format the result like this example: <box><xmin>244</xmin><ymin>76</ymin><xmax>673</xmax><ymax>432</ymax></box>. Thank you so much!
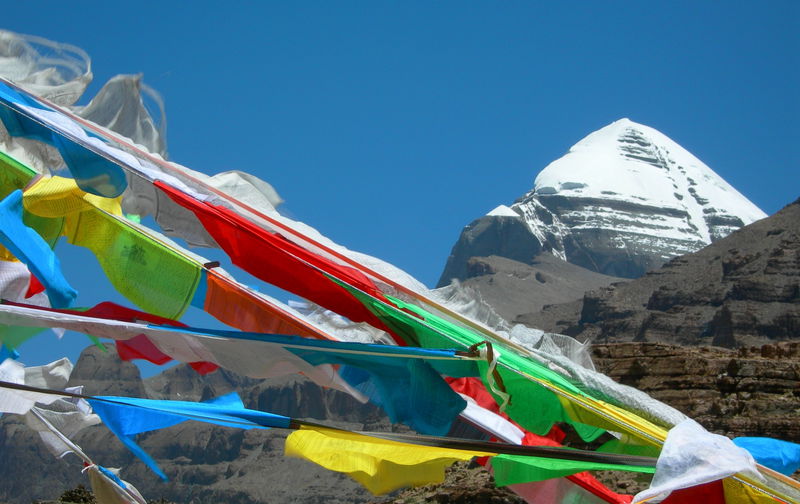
<box><xmin>2</xmin><ymin>2</ymin><xmax>799</xmax><ymax>369</ymax></box>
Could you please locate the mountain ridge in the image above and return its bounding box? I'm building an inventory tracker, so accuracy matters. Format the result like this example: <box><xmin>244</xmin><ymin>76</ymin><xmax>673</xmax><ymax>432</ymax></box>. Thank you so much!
<box><xmin>516</xmin><ymin>197</ymin><xmax>800</xmax><ymax>348</ymax></box>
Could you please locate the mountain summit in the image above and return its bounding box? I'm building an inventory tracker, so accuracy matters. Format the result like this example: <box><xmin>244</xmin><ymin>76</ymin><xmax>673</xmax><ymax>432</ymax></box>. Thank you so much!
<box><xmin>438</xmin><ymin>119</ymin><xmax>766</xmax><ymax>285</ymax></box>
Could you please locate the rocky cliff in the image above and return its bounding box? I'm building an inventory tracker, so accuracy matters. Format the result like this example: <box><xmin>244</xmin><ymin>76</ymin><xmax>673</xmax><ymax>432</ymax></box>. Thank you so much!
<box><xmin>592</xmin><ymin>342</ymin><xmax>800</xmax><ymax>443</ymax></box>
<box><xmin>520</xmin><ymin>198</ymin><xmax>800</xmax><ymax>348</ymax></box>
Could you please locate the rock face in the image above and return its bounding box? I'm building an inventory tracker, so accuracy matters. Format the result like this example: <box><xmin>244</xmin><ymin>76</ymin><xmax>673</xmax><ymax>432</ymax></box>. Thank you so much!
<box><xmin>439</xmin><ymin>119</ymin><xmax>766</xmax><ymax>285</ymax></box>
<box><xmin>452</xmin><ymin>254</ymin><xmax>624</xmax><ymax>322</ymax></box>
<box><xmin>521</xmin><ymin>198</ymin><xmax>800</xmax><ymax>348</ymax></box>
<box><xmin>66</xmin><ymin>343</ymin><xmax>148</xmax><ymax>397</ymax></box>
<box><xmin>592</xmin><ymin>342</ymin><xmax>800</xmax><ymax>443</ymax></box>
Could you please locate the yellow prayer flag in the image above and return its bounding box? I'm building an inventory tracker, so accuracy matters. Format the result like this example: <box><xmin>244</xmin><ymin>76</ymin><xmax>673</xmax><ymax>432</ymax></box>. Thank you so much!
<box><xmin>284</xmin><ymin>426</ymin><xmax>496</xmax><ymax>494</ymax></box>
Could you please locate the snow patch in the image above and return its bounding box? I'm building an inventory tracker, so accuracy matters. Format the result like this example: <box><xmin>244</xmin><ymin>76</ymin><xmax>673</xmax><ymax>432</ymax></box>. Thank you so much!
<box><xmin>486</xmin><ymin>205</ymin><xmax>519</xmax><ymax>217</ymax></box>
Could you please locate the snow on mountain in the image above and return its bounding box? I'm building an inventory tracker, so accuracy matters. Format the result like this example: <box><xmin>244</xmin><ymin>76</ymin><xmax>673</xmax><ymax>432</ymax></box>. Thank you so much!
<box><xmin>530</xmin><ymin>118</ymin><xmax>765</xmax><ymax>241</ymax></box>
<box><xmin>438</xmin><ymin>119</ymin><xmax>767</xmax><ymax>285</ymax></box>
<box><xmin>487</xmin><ymin>205</ymin><xmax>519</xmax><ymax>217</ymax></box>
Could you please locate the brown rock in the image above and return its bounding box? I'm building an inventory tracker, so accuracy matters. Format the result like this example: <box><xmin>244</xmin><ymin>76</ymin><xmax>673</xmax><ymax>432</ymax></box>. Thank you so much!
<box><xmin>592</xmin><ymin>342</ymin><xmax>800</xmax><ymax>442</ymax></box>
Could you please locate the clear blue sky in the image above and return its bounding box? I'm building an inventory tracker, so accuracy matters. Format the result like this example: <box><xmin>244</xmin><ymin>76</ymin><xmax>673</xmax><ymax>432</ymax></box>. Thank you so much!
<box><xmin>3</xmin><ymin>2</ymin><xmax>798</xmax><ymax>368</ymax></box>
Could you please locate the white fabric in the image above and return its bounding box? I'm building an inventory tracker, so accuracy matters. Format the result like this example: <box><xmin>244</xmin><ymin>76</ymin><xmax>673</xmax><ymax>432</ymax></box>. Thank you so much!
<box><xmin>288</xmin><ymin>300</ymin><xmax>395</xmax><ymax>345</ymax></box>
<box><xmin>29</xmin><ymin>408</ymin><xmax>100</xmax><ymax>458</ymax></box>
<box><xmin>0</xmin><ymin>29</ymin><xmax>166</xmax><ymax>160</ymax></box>
<box><xmin>87</xmin><ymin>466</ymin><xmax>147</xmax><ymax>504</ymax></box>
<box><xmin>121</xmin><ymin>161</ymin><xmax>283</xmax><ymax>249</ymax></box>
<box><xmin>71</xmin><ymin>74</ymin><xmax>167</xmax><ymax>158</ymax></box>
<box><xmin>506</xmin><ymin>324</ymin><xmax>595</xmax><ymax>371</ymax></box>
<box><xmin>139</xmin><ymin>325</ymin><xmax>366</xmax><ymax>401</ymax></box>
<box><xmin>63</xmin><ymin>386</ymin><xmax>92</xmax><ymax>415</ymax></box>
<box><xmin>0</xmin><ymin>28</ymin><xmax>166</xmax><ymax>166</ymax></box>
<box><xmin>24</xmin><ymin>357</ymin><xmax>72</xmax><ymax>389</ymax></box>
<box><xmin>25</xmin><ymin>383</ymin><xmax>98</xmax><ymax>459</ymax></box>
<box><xmin>209</xmin><ymin>170</ymin><xmax>283</xmax><ymax>211</ymax></box>
<box><xmin>0</xmin><ymin>30</ymin><xmax>91</xmax><ymax>106</ymax></box>
<box><xmin>0</xmin><ymin>122</ymin><xmax>63</xmax><ymax>175</ymax></box>
<box><xmin>0</xmin><ymin>303</ymin><xmax>373</xmax><ymax>401</ymax></box>
<box><xmin>25</xmin><ymin>405</ymin><xmax>97</xmax><ymax>459</ymax></box>
<box><xmin>0</xmin><ymin>358</ymin><xmax>69</xmax><ymax>414</ymax></box>
<box><xmin>0</xmin><ymin>30</ymin><xmax>88</xmax><ymax>173</ymax></box>
<box><xmin>0</xmin><ymin>260</ymin><xmax>50</xmax><ymax>307</ymax></box>
<box><xmin>632</xmin><ymin>419</ymin><xmax>763</xmax><ymax>503</ymax></box>
<box><xmin>431</xmin><ymin>281</ymin><xmax>512</xmax><ymax>339</ymax></box>
<box><xmin>121</xmin><ymin>173</ymin><xmax>219</xmax><ymax>248</ymax></box>
<box><xmin>457</xmin><ymin>394</ymin><xmax>524</xmax><ymax>445</ymax></box>
<box><xmin>11</xmin><ymin>103</ymin><xmax>204</xmax><ymax>202</ymax></box>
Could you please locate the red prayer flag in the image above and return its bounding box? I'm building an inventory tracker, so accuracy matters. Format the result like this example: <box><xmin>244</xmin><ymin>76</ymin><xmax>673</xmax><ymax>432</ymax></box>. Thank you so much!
<box><xmin>25</xmin><ymin>274</ymin><xmax>45</xmax><ymax>298</ymax></box>
<box><xmin>661</xmin><ymin>480</ymin><xmax>725</xmax><ymax>504</ymax></box>
<box><xmin>156</xmin><ymin>181</ymin><xmax>405</xmax><ymax>344</ymax></box>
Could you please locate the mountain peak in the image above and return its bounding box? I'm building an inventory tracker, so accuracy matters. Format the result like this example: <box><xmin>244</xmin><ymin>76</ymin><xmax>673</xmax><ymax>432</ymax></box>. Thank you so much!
<box><xmin>530</xmin><ymin>119</ymin><xmax>765</xmax><ymax>243</ymax></box>
<box><xmin>439</xmin><ymin>120</ymin><xmax>767</xmax><ymax>285</ymax></box>
<box><xmin>568</xmin><ymin>117</ymin><xmax>640</xmax><ymax>148</ymax></box>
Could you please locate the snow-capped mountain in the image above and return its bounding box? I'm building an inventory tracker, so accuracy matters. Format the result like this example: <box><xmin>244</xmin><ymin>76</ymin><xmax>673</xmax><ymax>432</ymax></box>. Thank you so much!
<box><xmin>438</xmin><ymin>118</ymin><xmax>766</xmax><ymax>285</ymax></box>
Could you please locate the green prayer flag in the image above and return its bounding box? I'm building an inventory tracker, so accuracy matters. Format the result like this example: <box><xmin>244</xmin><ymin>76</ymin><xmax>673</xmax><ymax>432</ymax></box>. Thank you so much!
<box><xmin>329</xmin><ymin>274</ymin><xmax>604</xmax><ymax>440</ymax></box>
<box><xmin>67</xmin><ymin>210</ymin><xmax>202</xmax><ymax>320</ymax></box>
<box><xmin>491</xmin><ymin>453</ymin><xmax>655</xmax><ymax>487</ymax></box>
<box><xmin>0</xmin><ymin>325</ymin><xmax>47</xmax><ymax>349</ymax></box>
